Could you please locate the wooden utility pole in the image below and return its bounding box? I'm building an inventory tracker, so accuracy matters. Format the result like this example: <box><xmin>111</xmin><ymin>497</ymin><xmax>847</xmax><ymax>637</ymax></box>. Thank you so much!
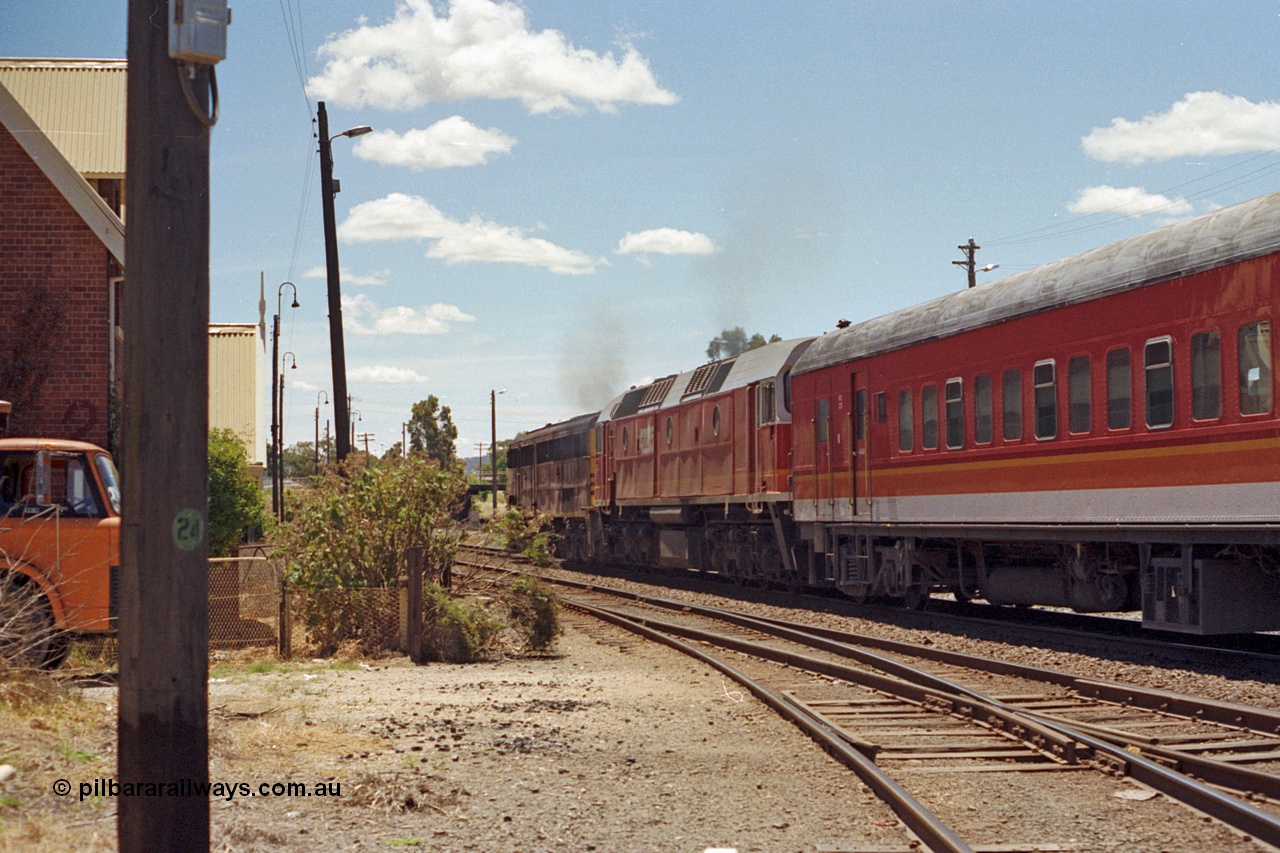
<box><xmin>120</xmin><ymin>1</ymin><xmax>220</xmax><ymax>848</ymax></box>
<box><xmin>953</xmin><ymin>238</ymin><xmax>980</xmax><ymax>288</ymax></box>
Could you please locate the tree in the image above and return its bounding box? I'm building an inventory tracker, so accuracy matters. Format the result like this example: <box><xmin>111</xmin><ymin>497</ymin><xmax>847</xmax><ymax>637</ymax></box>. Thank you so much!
<box><xmin>208</xmin><ymin>428</ymin><xmax>266</xmax><ymax>557</ymax></box>
<box><xmin>706</xmin><ymin>327</ymin><xmax>782</xmax><ymax>361</ymax></box>
<box><xmin>408</xmin><ymin>395</ymin><xmax>458</xmax><ymax>467</ymax></box>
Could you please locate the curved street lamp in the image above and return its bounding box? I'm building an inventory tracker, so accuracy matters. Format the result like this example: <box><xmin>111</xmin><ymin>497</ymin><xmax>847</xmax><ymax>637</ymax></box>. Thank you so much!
<box><xmin>271</xmin><ymin>282</ymin><xmax>298</xmax><ymax>518</ymax></box>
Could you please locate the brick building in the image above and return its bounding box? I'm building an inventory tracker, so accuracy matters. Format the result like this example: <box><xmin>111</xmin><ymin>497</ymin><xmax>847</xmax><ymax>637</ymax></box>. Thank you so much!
<box><xmin>0</xmin><ymin>60</ymin><xmax>125</xmax><ymax>448</ymax></box>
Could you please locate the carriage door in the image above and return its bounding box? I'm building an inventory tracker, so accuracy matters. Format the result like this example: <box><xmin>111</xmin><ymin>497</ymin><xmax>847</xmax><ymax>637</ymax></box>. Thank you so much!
<box><xmin>814</xmin><ymin>376</ymin><xmax>834</xmax><ymax>511</ymax></box>
<box><xmin>851</xmin><ymin>371</ymin><xmax>870</xmax><ymax>516</ymax></box>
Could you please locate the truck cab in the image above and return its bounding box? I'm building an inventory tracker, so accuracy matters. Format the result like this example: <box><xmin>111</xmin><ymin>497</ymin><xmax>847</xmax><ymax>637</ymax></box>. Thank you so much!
<box><xmin>0</xmin><ymin>419</ymin><xmax>120</xmax><ymax>668</ymax></box>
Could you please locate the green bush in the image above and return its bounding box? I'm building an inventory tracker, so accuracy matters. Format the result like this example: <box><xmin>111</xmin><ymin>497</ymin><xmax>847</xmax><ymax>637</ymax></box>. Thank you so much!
<box><xmin>505</xmin><ymin>575</ymin><xmax>562</xmax><ymax>652</ymax></box>
<box><xmin>421</xmin><ymin>583</ymin><xmax>502</xmax><ymax>663</ymax></box>
<box><xmin>489</xmin><ymin>509</ymin><xmax>556</xmax><ymax>566</ymax></box>
<box><xmin>274</xmin><ymin>456</ymin><xmax>466</xmax><ymax>653</ymax></box>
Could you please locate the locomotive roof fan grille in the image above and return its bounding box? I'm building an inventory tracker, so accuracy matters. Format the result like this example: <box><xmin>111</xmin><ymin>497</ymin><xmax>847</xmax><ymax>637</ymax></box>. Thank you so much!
<box><xmin>639</xmin><ymin>375</ymin><xmax>677</xmax><ymax>409</ymax></box>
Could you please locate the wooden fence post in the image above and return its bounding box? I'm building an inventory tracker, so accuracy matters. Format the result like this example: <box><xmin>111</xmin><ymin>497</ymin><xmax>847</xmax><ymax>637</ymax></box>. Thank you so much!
<box><xmin>403</xmin><ymin>546</ymin><xmax>423</xmax><ymax>663</ymax></box>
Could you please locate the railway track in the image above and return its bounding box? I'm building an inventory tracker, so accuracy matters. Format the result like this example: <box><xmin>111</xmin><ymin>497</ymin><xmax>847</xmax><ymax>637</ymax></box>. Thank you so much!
<box><xmin>455</xmin><ymin>544</ymin><xmax>1280</xmax><ymax>851</ymax></box>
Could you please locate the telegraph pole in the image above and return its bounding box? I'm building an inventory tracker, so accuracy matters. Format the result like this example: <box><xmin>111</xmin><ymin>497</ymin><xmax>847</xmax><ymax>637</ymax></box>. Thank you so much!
<box><xmin>953</xmin><ymin>238</ymin><xmax>980</xmax><ymax>289</ymax></box>
<box><xmin>318</xmin><ymin>101</ymin><xmax>351</xmax><ymax>462</ymax></box>
<box><xmin>120</xmin><ymin>0</ymin><xmax>225</xmax><ymax>847</ymax></box>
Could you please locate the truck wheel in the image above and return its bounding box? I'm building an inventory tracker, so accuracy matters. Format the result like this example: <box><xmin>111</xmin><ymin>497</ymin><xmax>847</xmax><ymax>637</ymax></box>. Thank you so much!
<box><xmin>0</xmin><ymin>570</ymin><xmax>63</xmax><ymax>669</ymax></box>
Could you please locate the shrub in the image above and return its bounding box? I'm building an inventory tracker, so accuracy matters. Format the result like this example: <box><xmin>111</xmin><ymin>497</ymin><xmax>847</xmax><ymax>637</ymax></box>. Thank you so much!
<box><xmin>505</xmin><ymin>575</ymin><xmax>562</xmax><ymax>652</ymax></box>
<box><xmin>421</xmin><ymin>583</ymin><xmax>502</xmax><ymax>663</ymax></box>
<box><xmin>489</xmin><ymin>509</ymin><xmax>556</xmax><ymax>566</ymax></box>
<box><xmin>274</xmin><ymin>456</ymin><xmax>466</xmax><ymax>653</ymax></box>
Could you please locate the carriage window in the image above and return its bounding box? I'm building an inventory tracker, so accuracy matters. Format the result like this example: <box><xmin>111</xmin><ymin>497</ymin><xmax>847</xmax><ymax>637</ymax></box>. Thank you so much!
<box><xmin>1033</xmin><ymin>360</ymin><xmax>1057</xmax><ymax>440</ymax></box>
<box><xmin>1145</xmin><ymin>338</ymin><xmax>1174</xmax><ymax>428</ymax></box>
<box><xmin>816</xmin><ymin>398</ymin><xmax>829</xmax><ymax>443</ymax></box>
<box><xmin>921</xmin><ymin>384</ymin><xmax>938</xmax><ymax>449</ymax></box>
<box><xmin>974</xmin><ymin>374</ymin><xmax>992</xmax><ymax>444</ymax></box>
<box><xmin>1191</xmin><ymin>331</ymin><xmax>1221</xmax><ymax>420</ymax></box>
<box><xmin>1002</xmin><ymin>369</ymin><xmax>1022</xmax><ymax>440</ymax></box>
<box><xmin>1106</xmin><ymin>348</ymin><xmax>1131</xmax><ymax>429</ymax></box>
<box><xmin>897</xmin><ymin>389</ymin><xmax>913</xmax><ymax>452</ymax></box>
<box><xmin>1068</xmin><ymin>356</ymin><xmax>1091</xmax><ymax>434</ymax></box>
<box><xmin>944</xmin><ymin>378</ymin><xmax>964</xmax><ymax>449</ymax></box>
<box><xmin>1239</xmin><ymin>321</ymin><xmax>1272</xmax><ymax>415</ymax></box>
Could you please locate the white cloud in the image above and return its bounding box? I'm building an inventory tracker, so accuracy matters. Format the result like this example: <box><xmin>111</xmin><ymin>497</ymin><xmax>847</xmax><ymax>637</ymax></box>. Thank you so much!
<box><xmin>306</xmin><ymin>0</ymin><xmax>678</xmax><ymax>114</ymax></box>
<box><xmin>290</xmin><ymin>379</ymin><xmax>320</xmax><ymax>392</ymax></box>
<box><xmin>339</xmin><ymin>192</ymin><xmax>601</xmax><ymax>275</ymax></box>
<box><xmin>1067</xmin><ymin>185</ymin><xmax>1194</xmax><ymax>219</ymax></box>
<box><xmin>348</xmin><ymin>365</ymin><xmax>430</xmax><ymax>384</ymax></box>
<box><xmin>353</xmin><ymin>117</ymin><xmax>515</xmax><ymax>170</ymax></box>
<box><xmin>344</xmin><ymin>293</ymin><xmax>476</xmax><ymax>335</ymax></box>
<box><xmin>1082</xmin><ymin>92</ymin><xmax>1280</xmax><ymax>164</ymax></box>
<box><xmin>303</xmin><ymin>265</ymin><xmax>390</xmax><ymax>286</ymax></box>
<box><xmin>616</xmin><ymin>228</ymin><xmax>718</xmax><ymax>257</ymax></box>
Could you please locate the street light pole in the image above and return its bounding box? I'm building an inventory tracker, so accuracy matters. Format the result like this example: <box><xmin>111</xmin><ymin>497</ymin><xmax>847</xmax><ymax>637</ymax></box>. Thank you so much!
<box><xmin>316</xmin><ymin>102</ymin><xmax>371</xmax><ymax>463</ymax></box>
<box><xmin>279</xmin><ymin>352</ymin><xmax>297</xmax><ymax>521</ymax></box>
<box><xmin>271</xmin><ymin>282</ymin><xmax>298</xmax><ymax>518</ymax></box>
<box><xmin>491</xmin><ymin>389</ymin><xmax>505</xmax><ymax>513</ymax></box>
<box><xmin>315</xmin><ymin>390</ymin><xmax>329</xmax><ymax>474</ymax></box>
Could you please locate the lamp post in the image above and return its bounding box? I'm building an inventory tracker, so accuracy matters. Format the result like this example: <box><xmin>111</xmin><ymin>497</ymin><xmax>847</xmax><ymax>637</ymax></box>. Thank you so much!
<box><xmin>278</xmin><ymin>352</ymin><xmax>297</xmax><ymax>521</ymax></box>
<box><xmin>271</xmin><ymin>282</ymin><xmax>298</xmax><ymax>518</ymax></box>
<box><xmin>317</xmin><ymin>101</ymin><xmax>372</xmax><ymax>463</ymax></box>
<box><xmin>314</xmin><ymin>390</ymin><xmax>329</xmax><ymax>474</ymax></box>
<box><xmin>491</xmin><ymin>389</ymin><xmax>506</xmax><ymax>513</ymax></box>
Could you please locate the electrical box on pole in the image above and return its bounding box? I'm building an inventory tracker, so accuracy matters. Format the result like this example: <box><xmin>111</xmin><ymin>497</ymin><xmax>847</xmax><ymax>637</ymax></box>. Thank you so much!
<box><xmin>168</xmin><ymin>0</ymin><xmax>230</xmax><ymax>64</ymax></box>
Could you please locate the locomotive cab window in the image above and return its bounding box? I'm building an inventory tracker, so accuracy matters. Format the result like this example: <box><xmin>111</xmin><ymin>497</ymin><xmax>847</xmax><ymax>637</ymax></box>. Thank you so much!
<box><xmin>1106</xmin><ymin>348</ymin><xmax>1131</xmax><ymax>430</ymax></box>
<box><xmin>1002</xmin><ymin>369</ymin><xmax>1022</xmax><ymax>441</ymax></box>
<box><xmin>1239</xmin><ymin>321</ymin><xmax>1272</xmax><ymax>415</ymax></box>
<box><xmin>921</xmin><ymin>384</ymin><xmax>938</xmax><ymax>449</ymax></box>
<box><xmin>944</xmin><ymin>378</ymin><xmax>964</xmax><ymax>449</ymax></box>
<box><xmin>897</xmin><ymin>389</ymin><xmax>914</xmax><ymax>452</ymax></box>
<box><xmin>974</xmin><ymin>374</ymin><xmax>992</xmax><ymax>444</ymax></box>
<box><xmin>1033</xmin><ymin>360</ymin><xmax>1056</xmax><ymax>440</ymax></box>
<box><xmin>1190</xmin><ymin>330</ymin><xmax>1221</xmax><ymax>421</ymax></box>
<box><xmin>1144</xmin><ymin>337</ymin><xmax>1174</xmax><ymax>429</ymax></box>
<box><xmin>1068</xmin><ymin>355</ymin><xmax>1091</xmax><ymax>434</ymax></box>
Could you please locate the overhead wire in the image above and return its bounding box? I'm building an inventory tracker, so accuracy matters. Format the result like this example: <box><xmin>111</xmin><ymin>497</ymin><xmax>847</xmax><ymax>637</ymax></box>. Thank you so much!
<box><xmin>985</xmin><ymin>148</ymin><xmax>1280</xmax><ymax>250</ymax></box>
<box><xmin>276</xmin><ymin>0</ymin><xmax>319</xmax><ymax>284</ymax></box>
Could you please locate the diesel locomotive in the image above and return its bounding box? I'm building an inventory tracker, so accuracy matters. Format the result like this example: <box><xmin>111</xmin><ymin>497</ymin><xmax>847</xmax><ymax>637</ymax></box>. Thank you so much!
<box><xmin>508</xmin><ymin>191</ymin><xmax>1280</xmax><ymax>634</ymax></box>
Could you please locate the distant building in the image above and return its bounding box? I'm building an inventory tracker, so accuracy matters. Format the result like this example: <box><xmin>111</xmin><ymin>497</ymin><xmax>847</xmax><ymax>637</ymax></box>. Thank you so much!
<box><xmin>209</xmin><ymin>324</ymin><xmax>266</xmax><ymax>480</ymax></box>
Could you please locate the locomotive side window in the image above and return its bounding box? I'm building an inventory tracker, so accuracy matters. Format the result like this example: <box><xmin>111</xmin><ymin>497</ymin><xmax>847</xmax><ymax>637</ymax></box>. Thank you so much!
<box><xmin>622</xmin><ymin>427</ymin><xmax>629</xmax><ymax>452</ymax></box>
<box><xmin>855</xmin><ymin>389</ymin><xmax>868</xmax><ymax>441</ymax></box>
<box><xmin>1002</xmin><ymin>369</ymin><xmax>1022</xmax><ymax>440</ymax></box>
<box><xmin>1106</xmin><ymin>348</ymin><xmax>1131</xmax><ymax>429</ymax></box>
<box><xmin>944</xmin><ymin>378</ymin><xmax>964</xmax><ymax>449</ymax></box>
<box><xmin>974</xmin><ymin>374</ymin><xmax>992</xmax><ymax>444</ymax></box>
<box><xmin>665</xmin><ymin>417</ymin><xmax>674</xmax><ymax>446</ymax></box>
<box><xmin>1033</xmin><ymin>360</ymin><xmax>1057</xmax><ymax>440</ymax></box>
<box><xmin>1144</xmin><ymin>338</ymin><xmax>1174</xmax><ymax>429</ymax></box>
<box><xmin>1067</xmin><ymin>355</ymin><xmax>1091</xmax><ymax>434</ymax></box>
<box><xmin>897</xmin><ymin>389</ymin><xmax>913</xmax><ymax>452</ymax></box>
<box><xmin>1190</xmin><ymin>331</ymin><xmax>1221</xmax><ymax>420</ymax></box>
<box><xmin>921</xmin><ymin>384</ymin><xmax>938</xmax><ymax>449</ymax></box>
<box><xmin>1239</xmin><ymin>321</ymin><xmax>1273</xmax><ymax>415</ymax></box>
<box><xmin>711</xmin><ymin>405</ymin><xmax>721</xmax><ymax>437</ymax></box>
<box><xmin>817</xmin><ymin>399</ymin><xmax>830</xmax><ymax>443</ymax></box>
<box><xmin>875</xmin><ymin>392</ymin><xmax>887</xmax><ymax>423</ymax></box>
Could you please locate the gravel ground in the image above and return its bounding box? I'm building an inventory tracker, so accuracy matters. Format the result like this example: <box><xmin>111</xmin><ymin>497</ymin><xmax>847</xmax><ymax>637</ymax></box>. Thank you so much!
<box><xmin>7</xmin><ymin>570</ymin><xmax>1278</xmax><ymax>852</ymax></box>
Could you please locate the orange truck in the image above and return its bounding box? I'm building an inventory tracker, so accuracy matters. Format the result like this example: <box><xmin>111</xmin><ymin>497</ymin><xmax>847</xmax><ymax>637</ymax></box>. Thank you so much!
<box><xmin>0</xmin><ymin>401</ymin><xmax>120</xmax><ymax>668</ymax></box>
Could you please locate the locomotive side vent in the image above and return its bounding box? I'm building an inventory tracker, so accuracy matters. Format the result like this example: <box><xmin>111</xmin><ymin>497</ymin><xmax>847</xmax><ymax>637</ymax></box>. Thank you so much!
<box><xmin>683</xmin><ymin>362</ymin><xmax>720</xmax><ymax>398</ymax></box>
<box><xmin>639</xmin><ymin>375</ymin><xmax>676</xmax><ymax>409</ymax></box>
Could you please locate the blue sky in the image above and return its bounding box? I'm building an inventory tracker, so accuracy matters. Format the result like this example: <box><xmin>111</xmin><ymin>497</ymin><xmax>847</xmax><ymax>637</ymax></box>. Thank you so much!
<box><xmin>6</xmin><ymin>1</ymin><xmax>1280</xmax><ymax>458</ymax></box>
